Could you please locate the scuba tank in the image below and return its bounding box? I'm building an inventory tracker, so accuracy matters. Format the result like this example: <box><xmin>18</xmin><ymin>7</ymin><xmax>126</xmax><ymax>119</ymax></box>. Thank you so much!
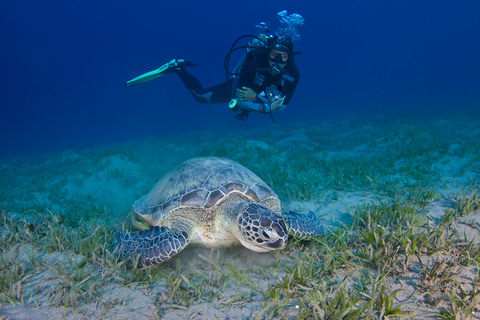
<box><xmin>230</xmin><ymin>34</ymin><xmax>270</xmax><ymax>76</ymax></box>
<box><xmin>224</xmin><ymin>33</ymin><xmax>270</xmax><ymax>113</ymax></box>
<box><xmin>223</xmin><ymin>34</ymin><xmax>271</xmax><ymax>81</ymax></box>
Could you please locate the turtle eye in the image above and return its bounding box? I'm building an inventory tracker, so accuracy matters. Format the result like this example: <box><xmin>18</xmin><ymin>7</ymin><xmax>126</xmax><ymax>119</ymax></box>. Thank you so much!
<box><xmin>272</xmin><ymin>221</ymin><xmax>287</xmax><ymax>237</ymax></box>
<box><xmin>261</xmin><ymin>227</ymin><xmax>279</xmax><ymax>240</ymax></box>
<box><xmin>262</xmin><ymin>230</ymin><xmax>271</xmax><ymax>239</ymax></box>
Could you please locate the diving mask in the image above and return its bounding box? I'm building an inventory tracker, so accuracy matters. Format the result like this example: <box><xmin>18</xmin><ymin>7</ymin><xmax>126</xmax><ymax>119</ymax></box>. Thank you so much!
<box><xmin>269</xmin><ymin>49</ymin><xmax>289</xmax><ymax>64</ymax></box>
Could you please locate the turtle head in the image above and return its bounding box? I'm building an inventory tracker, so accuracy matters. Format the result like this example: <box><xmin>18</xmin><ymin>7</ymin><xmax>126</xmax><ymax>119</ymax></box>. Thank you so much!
<box><xmin>236</xmin><ymin>203</ymin><xmax>288</xmax><ymax>252</ymax></box>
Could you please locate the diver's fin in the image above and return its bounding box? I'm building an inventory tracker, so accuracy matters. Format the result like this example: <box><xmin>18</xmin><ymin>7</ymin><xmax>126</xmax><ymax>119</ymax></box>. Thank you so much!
<box><xmin>125</xmin><ymin>59</ymin><xmax>196</xmax><ymax>87</ymax></box>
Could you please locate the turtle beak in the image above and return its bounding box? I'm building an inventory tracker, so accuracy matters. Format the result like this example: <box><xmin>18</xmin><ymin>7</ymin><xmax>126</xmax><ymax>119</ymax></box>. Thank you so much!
<box><xmin>265</xmin><ymin>218</ymin><xmax>288</xmax><ymax>249</ymax></box>
<box><xmin>266</xmin><ymin>236</ymin><xmax>288</xmax><ymax>249</ymax></box>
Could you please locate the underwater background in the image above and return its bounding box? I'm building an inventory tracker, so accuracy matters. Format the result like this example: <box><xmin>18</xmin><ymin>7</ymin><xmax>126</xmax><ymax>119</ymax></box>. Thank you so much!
<box><xmin>1</xmin><ymin>0</ymin><xmax>479</xmax><ymax>158</ymax></box>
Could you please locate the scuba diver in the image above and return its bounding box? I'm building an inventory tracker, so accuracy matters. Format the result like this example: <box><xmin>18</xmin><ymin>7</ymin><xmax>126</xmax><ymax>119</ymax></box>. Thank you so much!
<box><xmin>126</xmin><ymin>13</ymin><xmax>302</xmax><ymax>122</ymax></box>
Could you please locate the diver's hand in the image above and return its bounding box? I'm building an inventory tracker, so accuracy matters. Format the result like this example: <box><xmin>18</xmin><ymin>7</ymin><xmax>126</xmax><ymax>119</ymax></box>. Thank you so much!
<box><xmin>236</xmin><ymin>87</ymin><xmax>256</xmax><ymax>101</ymax></box>
<box><xmin>270</xmin><ymin>97</ymin><xmax>285</xmax><ymax>112</ymax></box>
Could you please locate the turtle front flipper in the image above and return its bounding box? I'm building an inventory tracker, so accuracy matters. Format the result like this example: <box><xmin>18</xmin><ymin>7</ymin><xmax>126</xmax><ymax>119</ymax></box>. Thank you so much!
<box><xmin>113</xmin><ymin>226</ymin><xmax>190</xmax><ymax>267</ymax></box>
<box><xmin>282</xmin><ymin>211</ymin><xmax>325</xmax><ymax>238</ymax></box>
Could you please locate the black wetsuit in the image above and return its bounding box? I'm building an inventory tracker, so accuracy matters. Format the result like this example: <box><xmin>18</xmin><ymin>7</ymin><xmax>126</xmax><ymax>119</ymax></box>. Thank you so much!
<box><xmin>176</xmin><ymin>49</ymin><xmax>300</xmax><ymax>115</ymax></box>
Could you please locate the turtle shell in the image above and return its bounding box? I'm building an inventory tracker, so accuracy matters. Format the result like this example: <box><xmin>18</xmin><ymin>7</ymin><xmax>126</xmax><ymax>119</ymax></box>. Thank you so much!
<box><xmin>134</xmin><ymin>157</ymin><xmax>281</xmax><ymax>226</ymax></box>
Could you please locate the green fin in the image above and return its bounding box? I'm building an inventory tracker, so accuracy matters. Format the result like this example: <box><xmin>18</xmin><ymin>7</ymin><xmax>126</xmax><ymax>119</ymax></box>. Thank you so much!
<box><xmin>125</xmin><ymin>59</ymin><xmax>196</xmax><ymax>87</ymax></box>
<box><xmin>125</xmin><ymin>63</ymin><xmax>170</xmax><ymax>87</ymax></box>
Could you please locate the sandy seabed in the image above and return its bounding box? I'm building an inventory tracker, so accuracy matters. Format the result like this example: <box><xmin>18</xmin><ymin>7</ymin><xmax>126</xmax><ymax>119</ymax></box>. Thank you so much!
<box><xmin>1</xmin><ymin>113</ymin><xmax>480</xmax><ymax>319</ymax></box>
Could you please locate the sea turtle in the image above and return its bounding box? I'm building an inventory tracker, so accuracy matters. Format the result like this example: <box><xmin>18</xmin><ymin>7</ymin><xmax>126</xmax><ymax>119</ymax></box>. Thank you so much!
<box><xmin>113</xmin><ymin>157</ymin><xmax>324</xmax><ymax>267</ymax></box>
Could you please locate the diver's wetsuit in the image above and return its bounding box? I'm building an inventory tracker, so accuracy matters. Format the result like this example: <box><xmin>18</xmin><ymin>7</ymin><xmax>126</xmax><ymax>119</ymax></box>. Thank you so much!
<box><xmin>176</xmin><ymin>49</ymin><xmax>299</xmax><ymax>115</ymax></box>
<box><xmin>176</xmin><ymin>70</ymin><xmax>234</xmax><ymax>104</ymax></box>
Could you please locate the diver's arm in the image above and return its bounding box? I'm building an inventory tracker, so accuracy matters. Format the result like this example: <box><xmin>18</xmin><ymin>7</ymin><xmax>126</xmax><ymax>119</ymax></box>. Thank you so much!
<box><xmin>235</xmin><ymin>85</ymin><xmax>269</xmax><ymax>111</ymax></box>
<box><xmin>236</xmin><ymin>97</ymin><xmax>285</xmax><ymax>113</ymax></box>
<box><xmin>236</xmin><ymin>100</ymin><xmax>270</xmax><ymax>113</ymax></box>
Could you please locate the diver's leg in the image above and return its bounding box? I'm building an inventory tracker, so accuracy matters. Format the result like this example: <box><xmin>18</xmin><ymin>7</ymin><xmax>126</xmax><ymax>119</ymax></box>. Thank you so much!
<box><xmin>176</xmin><ymin>69</ymin><xmax>233</xmax><ymax>104</ymax></box>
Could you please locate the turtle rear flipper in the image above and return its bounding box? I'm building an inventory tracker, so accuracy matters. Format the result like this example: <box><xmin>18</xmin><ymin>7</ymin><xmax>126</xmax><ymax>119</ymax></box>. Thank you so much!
<box><xmin>282</xmin><ymin>211</ymin><xmax>325</xmax><ymax>239</ymax></box>
<box><xmin>114</xmin><ymin>226</ymin><xmax>190</xmax><ymax>267</ymax></box>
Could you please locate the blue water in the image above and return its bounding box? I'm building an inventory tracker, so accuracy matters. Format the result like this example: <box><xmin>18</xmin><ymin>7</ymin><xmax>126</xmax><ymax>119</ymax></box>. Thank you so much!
<box><xmin>1</xmin><ymin>0</ymin><xmax>479</xmax><ymax>158</ymax></box>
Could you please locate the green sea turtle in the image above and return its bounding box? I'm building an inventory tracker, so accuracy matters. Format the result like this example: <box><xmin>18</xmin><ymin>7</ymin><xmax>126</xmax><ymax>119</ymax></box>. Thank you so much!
<box><xmin>113</xmin><ymin>157</ymin><xmax>324</xmax><ymax>267</ymax></box>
